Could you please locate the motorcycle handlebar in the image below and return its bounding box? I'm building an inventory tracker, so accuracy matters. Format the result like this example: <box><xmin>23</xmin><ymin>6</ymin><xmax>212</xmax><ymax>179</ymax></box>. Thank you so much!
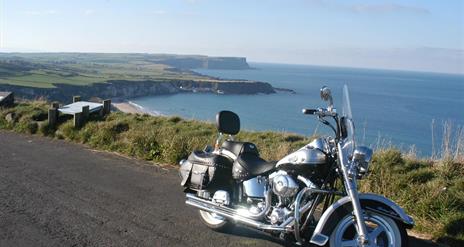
<box><xmin>302</xmin><ymin>108</ymin><xmax>337</xmax><ymax>117</ymax></box>
<box><xmin>302</xmin><ymin>108</ymin><xmax>317</xmax><ymax>115</ymax></box>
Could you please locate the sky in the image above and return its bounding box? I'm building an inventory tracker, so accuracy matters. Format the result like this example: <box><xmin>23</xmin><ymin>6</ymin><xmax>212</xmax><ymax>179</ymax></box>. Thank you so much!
<box><xmin>0</xmin><ymin>0</ymin><xmax>463</xmax><ymax>74</ymax></box>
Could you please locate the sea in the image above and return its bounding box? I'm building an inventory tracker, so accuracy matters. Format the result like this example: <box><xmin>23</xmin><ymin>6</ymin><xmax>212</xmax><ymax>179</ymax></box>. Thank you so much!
<box><xmin>131</xmin><ymin>63</ymin><xmax>464</xmax><ymax>157</ymax></box>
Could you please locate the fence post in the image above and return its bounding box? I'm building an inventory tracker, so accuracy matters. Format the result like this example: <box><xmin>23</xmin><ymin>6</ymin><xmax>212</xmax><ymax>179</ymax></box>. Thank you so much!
<box><xmin>74</xmin><ymin>112</ymin><xmax>82</xmax><ymax>128</ymax></box>
<box><xmin>51</xmin><ymin>102</ymin><xmax>59</xmax><ymax>109</ymax></box>
<box><xmin>102</xmin><ymin>99</ymin><xmax>111</xmax><ymax>116</ymax></box>
<box><xmin>48</xmin><ymin>108</ymin><xmax>58</xmax><ymax>128</ymax></box>
<box><xmin>82</xmin><ymin>105</ymin><xmax>89</xmax><ymax>121</ymax></box>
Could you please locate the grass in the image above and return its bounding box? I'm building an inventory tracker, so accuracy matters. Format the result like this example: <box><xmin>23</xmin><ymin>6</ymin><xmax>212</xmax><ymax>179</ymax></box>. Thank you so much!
<box><xmin>0</xmin><ymin>53</ymin><xmax>252</xmax><ymax>88</ymax></box>
<box><xmin>359</xmin><ymin>149</ymin><xmax>464</xmax><ymax>246</ymax></box>
<box><xmin>0</xmin><ymin>101</ymin><xmax>462</xmax><ymax>247</ymax></box>
<box><xmin>0</xmin><ymin>61</ymin><xmax>206</xmax><ymax>88</ymax></box>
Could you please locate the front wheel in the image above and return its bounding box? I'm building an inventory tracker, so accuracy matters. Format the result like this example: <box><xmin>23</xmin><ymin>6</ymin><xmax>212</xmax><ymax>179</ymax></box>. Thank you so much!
<box><xmin>198</xmin><ymin>210</ymin><xmax>233</xmax><ymax>232</ymax></box>
<box><xmin>329</xmin><ymin>212</ymin><xmax>408</xmax><ymax>247</ymax></box>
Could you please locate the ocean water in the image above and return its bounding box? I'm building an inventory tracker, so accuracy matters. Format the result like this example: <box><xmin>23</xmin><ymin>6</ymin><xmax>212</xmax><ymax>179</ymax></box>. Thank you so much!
<box><xmin>132</xmin><ymin>63</ymin><xmax>464</xmax><ymax>157</ymax></box>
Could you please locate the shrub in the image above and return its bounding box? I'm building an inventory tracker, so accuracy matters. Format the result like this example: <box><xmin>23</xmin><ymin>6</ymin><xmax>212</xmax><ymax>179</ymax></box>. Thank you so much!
<box><xmin>38</xmin><ymin>120</ymin><xmax>55</xmax><ymax>136</ymax></box>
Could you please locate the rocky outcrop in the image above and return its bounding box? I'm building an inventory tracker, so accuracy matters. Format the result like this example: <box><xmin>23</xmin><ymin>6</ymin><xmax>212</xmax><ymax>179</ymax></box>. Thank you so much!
<box><xmin>0</xmin><ymin>80</ymin><xmax>275</xmax><ymax>103</ymax></box>
<box><xmin>274</xmin><ymin>87</ymin><xmax>296</xmax><ymax>94</ymax></box>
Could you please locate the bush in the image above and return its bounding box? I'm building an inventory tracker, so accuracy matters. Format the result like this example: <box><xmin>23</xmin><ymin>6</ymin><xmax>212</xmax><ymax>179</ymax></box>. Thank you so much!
<box><xmin>38</xmin><ymin>120</ymin><xmax>55</xmax><ymax>136</ymax></box>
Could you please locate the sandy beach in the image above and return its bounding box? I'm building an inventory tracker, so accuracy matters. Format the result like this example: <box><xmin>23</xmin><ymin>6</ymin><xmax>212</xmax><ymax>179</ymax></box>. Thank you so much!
<box><xmin>113</xmin><ymin>102</ymin><xmax>158</xmax><ymax>116</ymax></box>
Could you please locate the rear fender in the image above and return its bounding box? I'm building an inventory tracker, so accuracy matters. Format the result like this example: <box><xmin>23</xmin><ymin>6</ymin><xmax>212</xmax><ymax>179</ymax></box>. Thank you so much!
<box><xmin>309</xmin><ymin>193</ymin><xmax>414</xmax><ymax>246</ymax></box>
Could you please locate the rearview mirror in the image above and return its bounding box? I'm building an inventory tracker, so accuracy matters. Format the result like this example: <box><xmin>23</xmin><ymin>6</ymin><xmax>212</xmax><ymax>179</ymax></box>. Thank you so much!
<box><xmin>320</xmin><ymin>86</ymin><xmax>333</xmax><ymax>111</ymax></box>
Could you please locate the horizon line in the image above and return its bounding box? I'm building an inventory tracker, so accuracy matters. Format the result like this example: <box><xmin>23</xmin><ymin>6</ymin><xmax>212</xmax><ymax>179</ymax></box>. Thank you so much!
<box><xmin>0</xmin><ymin>50</ymin><xmax>463</xmax><ymax>76</ymax></box>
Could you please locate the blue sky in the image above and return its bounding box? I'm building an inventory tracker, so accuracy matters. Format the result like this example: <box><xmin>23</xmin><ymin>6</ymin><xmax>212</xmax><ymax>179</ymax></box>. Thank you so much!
<box><xmin>0</xmin><ymin>0</ymin><xmax>463</xmax><ymax>74</ymax></box>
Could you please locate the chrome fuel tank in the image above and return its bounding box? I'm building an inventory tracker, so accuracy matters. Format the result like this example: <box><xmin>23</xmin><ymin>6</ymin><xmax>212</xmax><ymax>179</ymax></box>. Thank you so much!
<box><xmin>276</xmin><ymin>138</ymin><xmax>329</xmax><ymax>179</ymax></box>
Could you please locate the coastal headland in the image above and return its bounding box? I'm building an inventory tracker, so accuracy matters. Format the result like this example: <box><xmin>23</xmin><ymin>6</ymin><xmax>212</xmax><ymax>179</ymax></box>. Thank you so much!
<box><xmin>0</xmin><ymin>53</ymin><xmax>277</xmax><ymax>102</ymax></box>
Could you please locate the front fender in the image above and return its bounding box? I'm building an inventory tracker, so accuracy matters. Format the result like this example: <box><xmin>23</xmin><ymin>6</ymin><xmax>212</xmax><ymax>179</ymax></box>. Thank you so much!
<box><xmin>309</xmin><ymin>193</ymin><xmax>414</xmax><ymax>246</ymax></box>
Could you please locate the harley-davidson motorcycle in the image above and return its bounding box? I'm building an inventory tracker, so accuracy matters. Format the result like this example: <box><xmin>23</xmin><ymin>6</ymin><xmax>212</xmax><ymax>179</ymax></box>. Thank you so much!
<box><xmin>179</xmin><ymin>85</ymin><xmax>414</xmax><ymax>246</ymax></box>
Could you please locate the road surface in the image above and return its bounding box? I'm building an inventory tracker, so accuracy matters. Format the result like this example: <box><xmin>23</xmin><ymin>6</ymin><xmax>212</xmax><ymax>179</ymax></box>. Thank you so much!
<box><xmin>0</xmin><ymin>131</ymin><xmax>439</xmax><ymax>246</ymax></box>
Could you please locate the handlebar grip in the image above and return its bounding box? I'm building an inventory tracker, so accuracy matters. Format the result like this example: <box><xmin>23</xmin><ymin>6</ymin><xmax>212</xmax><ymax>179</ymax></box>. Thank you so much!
<box><xmin>302</xmin><ymin>108</ymin><xmax>317</xmax><ymax>115</ymax></box>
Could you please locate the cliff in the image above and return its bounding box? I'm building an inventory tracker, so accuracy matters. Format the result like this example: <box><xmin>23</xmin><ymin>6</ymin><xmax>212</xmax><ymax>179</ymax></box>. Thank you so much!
<box><xmin>206</xmin><ymin>57</ymin><xmax>250</xmax><ymax>70</ymax></box>
<box><xmin>157</xmin><ymin>56</ymin><xmax>251</xmax><ymax>70</ymax></box>
<box><xmin>0</xmin><ymin>80</ymin><xmax>275</xmax><ymax>103</ymax></box>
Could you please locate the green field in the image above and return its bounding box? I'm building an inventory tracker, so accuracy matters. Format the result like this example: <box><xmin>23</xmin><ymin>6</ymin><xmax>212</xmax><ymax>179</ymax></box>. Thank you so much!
<box><xmin>0</xmin><ymin>53</ymin><xmax>242</xmax><ymax>88</ymax></box>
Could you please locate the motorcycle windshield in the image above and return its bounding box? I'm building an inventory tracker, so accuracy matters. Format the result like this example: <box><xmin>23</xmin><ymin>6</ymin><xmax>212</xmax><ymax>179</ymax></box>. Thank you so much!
<box><xmin>341</xmin><ymin>85</ymin><xmax>355</xmax><ymax>156</ymax></box>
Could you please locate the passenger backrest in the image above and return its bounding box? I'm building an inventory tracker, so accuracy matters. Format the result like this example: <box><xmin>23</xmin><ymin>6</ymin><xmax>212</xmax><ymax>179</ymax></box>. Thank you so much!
<box><xmin>216</xmin><ymin>111</ymin><xmax>240</xmax><ymax>135</ymax></box>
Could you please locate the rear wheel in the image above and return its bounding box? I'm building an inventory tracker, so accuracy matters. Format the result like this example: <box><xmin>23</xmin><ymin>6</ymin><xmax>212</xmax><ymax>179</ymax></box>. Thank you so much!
<box><xmin>329</xmin><ymin>212</ymin><xmax>408</xmax><ymax>247</ymax></box>
<box><xmin>198</xmin><ymin>210</ymin><xmax>233</xmax><ymax>232</ymax></box>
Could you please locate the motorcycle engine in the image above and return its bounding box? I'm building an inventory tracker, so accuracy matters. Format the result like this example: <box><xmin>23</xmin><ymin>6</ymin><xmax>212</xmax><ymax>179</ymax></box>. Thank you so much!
<box><xmin>266</xmin><ymin>171</ymin><xmax>300</xmax><ymax>224</ymax></box>
<box><xmin>269</xmin><ymin>206</ymin><xmax>292</xmax><ymax>224</ymax></box>
<box><xmin>270</xmin><ymin>171</ymin><xmax>299</xmax><ymax>198</ymax></box>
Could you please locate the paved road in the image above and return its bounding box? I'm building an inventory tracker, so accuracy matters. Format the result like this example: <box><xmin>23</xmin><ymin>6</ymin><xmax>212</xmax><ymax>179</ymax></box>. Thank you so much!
<box><xmin>0</xmin><ymin>131</ymin><xmax>439</xmax><ymax>247</ymax></box>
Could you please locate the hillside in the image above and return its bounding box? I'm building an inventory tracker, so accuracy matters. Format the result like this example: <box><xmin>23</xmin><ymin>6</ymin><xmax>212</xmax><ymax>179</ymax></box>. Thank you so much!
<box><xmin>0</xmin><ymin>53</ymin><xmax>251</xmax><ymax>88</ymax></box>
<box><xmin>0</xmin><ymin>101</ymin><xmax>462</xmax><ymax>247</ymax></box>
<box><xmin>0</xmin><ymin>53</ymin><xmax>272</xmax><ymax>101</ymax></box>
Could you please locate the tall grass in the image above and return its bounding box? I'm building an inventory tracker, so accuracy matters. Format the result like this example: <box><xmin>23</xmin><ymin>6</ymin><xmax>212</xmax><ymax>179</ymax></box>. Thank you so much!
<box><xmin>0</xmin><ymin>101</ymin><xmax>463</xmax><ymax>246</ymax></box>
<box><xmin>435</xmin><ymin>120</ymin><xmax>464</xmax><ymax>162</ymax></box>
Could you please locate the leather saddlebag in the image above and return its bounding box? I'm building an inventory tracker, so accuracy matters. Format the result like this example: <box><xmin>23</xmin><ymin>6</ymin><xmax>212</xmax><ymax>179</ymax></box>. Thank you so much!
<box><xmin>180</xmin><ymin>151</ymin><xmax>232</xmax><ymax>191</ymax></box>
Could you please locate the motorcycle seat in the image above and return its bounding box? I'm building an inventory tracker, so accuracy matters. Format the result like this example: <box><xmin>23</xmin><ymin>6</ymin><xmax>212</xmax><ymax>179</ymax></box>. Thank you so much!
<box><xmin>233</xmin><ymin>153</ymin><xmax>276</xmax><ymax>180</ymax></box>
<box><xmin>221</xmin><ymin>141</ymin><xmax>259</xmax><ymax>158</ymax></box>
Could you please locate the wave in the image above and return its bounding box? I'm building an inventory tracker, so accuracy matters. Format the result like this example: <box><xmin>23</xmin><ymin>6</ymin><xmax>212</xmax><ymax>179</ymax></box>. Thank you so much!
<box><xmin>127</xmin><ymin>101</ymin><xmax>163</xmax><ymax>116</ymax></box>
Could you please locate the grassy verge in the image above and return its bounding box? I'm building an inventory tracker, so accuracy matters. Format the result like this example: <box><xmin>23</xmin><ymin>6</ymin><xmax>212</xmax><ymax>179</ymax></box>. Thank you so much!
<box><xmin>0</xmin><ymin>101</ymin><xmax>462</xmax><ymax>246</ymax></box>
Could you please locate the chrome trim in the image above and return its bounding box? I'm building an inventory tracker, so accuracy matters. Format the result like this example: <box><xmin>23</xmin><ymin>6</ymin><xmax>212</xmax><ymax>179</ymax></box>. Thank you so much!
<box><xmin>320</xmin><ymin>86</ymin><xmax>334</xmax><ymax>112</ymax></box>
<box><xmin>187</xmin><ymin>188</ymin><xmax>272</xmax><ymax>221</ymax></box>
<box><xmin>309</xmin><ymin>193</ymin><xmax>415</xmax><ymax>246</ymax></box>
<box><xmin>297</xmin><ymin>175</ymin><xmax>316</xmax><ymax>188</ymax></box>
<box><xmin>353</xmin><ymin>146</ymin><xmax>373</xmax><ymax>175</ymax></box>
<box><xmin>218</xmin><ymin>149</ymin><xmax>237</xmax><ymax>160</ymax></box>
<box><xmin>310</xmin><ymin>233</ymin><xmax>329</xmax><ymax>246</ymax></box>
<box><xmin>212</xmin><ymin>190</ymin><xmax>230</xmax><ymax>205</ymax></box>
<box><xmin>294</xmin><ymin>187</ymin><xmax>310</xmax><ymax>245</ymax></box>
<box><xmin>197</xmin><ymin>190</ymin><xmax>210</xmax><ymax>199</ymax></box>
<box><xmin>243</xmin><ymin>177</ymin><xmax>266</xmax><ymax>198</ymax></box>
<box><xmin>272</xmin><ymin>174</ymin><xmax>299</xmax><ymax>197</ymax></box>
<box><xmin>307</xmin><ymin>138</ymin><xmax>329</xmax><ymax>153</ymax></box>
<box><xmin>353</xmin><ymin>146</ymin><xmax>373</xmax><ymax>165</ymax></box>
<box><xmin>185</xmin><ymin>193</ymin><xmax>292</xmax><ymax>232</ymax></box>
<box><xmin>293</xmin><ymin>176</ymin><xmax>318</xmax><ymax>245</ymax></box>
<box><xmin>276</xmin><ymin>147</ymin><xmax>326</xmax><ymax>167</ymax></box>
<box><xmin>337</xmin><ymin>141</ymin><xmax>369</xmax><ymax>245</ymax></box>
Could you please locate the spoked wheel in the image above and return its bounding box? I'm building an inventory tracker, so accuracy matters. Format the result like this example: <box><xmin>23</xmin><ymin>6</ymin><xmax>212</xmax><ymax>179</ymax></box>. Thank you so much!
<box><xmin>198</xmin><ymin>210</ymin><xmax>232</xmax><ymax>232</ymax></box>
<box><xmin>329</xmin><ymin>212</ymin><xmax>407</xmax><ymax>247</ymax></box>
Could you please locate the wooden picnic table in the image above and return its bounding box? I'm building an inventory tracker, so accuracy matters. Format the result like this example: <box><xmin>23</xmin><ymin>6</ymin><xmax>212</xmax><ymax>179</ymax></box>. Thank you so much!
<box><xmin>58</xmin><ymin>101</ymin><xmax>103</xmax><ymax>115</ymax></box>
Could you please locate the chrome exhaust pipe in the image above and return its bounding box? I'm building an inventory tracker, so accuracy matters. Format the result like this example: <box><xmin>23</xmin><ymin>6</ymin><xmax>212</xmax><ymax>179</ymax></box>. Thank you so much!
<box><xmin>185</xmin><ymin>193</ymin><xmax>292</xmax><ymax>232</ymax></box>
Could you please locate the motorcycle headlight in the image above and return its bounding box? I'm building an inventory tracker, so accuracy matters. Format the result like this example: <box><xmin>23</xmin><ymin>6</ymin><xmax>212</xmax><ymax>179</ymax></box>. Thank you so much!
<box><xmin>352</xmin><ymin>146</ymin><xmax>373</xmax><ymax>178</ymax></box>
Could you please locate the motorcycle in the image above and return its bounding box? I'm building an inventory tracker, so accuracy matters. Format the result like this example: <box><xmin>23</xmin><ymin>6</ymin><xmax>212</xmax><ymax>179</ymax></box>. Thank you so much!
<box><xmin>179</xmin><ymin>85</ymin><xmax>414</xmax><ymax>246</ymax></box>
